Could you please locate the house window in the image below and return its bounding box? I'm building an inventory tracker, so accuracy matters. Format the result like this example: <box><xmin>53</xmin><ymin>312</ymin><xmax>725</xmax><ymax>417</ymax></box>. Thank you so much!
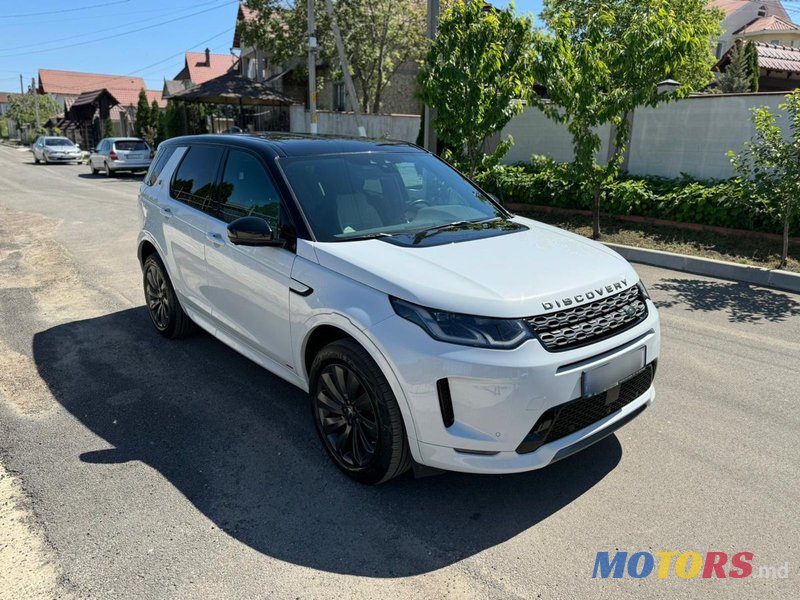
<box><xmin>758</xmin><ymin>5</ymin><xmax>767</xmax><ymax>17</ymax></box>
<box><xmin>333</xmin><ymin>82</ymin><xmax>347</xmax><ymax>112</ymax></box>
<box><xmin>771</xmin><ymin>39</ymin><xmax>781</xmax><ymax>46</ymax></box>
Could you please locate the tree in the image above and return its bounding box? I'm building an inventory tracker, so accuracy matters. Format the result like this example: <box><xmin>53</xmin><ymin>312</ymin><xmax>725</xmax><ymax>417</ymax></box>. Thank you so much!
<box><xmin>103</xmin><ymin>118</ymin><xmax>115</xmax><ymax>138</ymax></box>
<box><xmin>7</xmin><ymin>92</ymin><xmax>59</xmax><ymax>130</ymax></box>
<box><xmin>417</xmin><ymin>0</ymin><xmax>535</xmax><ymax>175</ymax></box>
<box><xmin>746</xmin><ymin>40</ymin><xmax>760</xmax><ymax>93</ymax></box>
<box><xmin>532</xmin><ymin>0</ymin><xmax>722</xmax><ymax>239</ymax></box>
<box><xmin>150</xmin><ymin>99</ymin><xmax>163</xmax><ymax>146</ymax></box>
<box><xmin>240</xmin><ymin>0</ymin><xmax>426</xmax><ymax>113</ymax></box>
<box><xmin>729</xmin><ymin>90</ymin><xmax>800</xmax><ymax>268</ymax></box>
<box><xmin>134</xmin><ymin>89</ymin><xmax>150</xmax><ymax>138</ymax></box>
<box><xmin>718</xmin><ymin>40</ymin><xmax>754</xmax><ymax>93</ymax></box>
<box><xmin>164</xmin><ymin>101</ymin><xmax>183</xmax><ymax>139</ymax></box>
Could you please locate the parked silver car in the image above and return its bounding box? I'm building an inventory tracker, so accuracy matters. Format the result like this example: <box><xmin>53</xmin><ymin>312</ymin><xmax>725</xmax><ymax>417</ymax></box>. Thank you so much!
<box><xmin>32</xmin><ymin>136</ymin><xmax>82</xmax><ymax>164</ymax></box>
<box><xmin>89</xmin><ymin>137</ymin><xmax>153</xmax><ymax>176</ymax></box>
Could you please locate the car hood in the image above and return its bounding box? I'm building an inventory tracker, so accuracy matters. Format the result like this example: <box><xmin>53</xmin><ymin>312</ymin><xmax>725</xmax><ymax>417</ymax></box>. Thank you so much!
<box><xmin>311</xmin><ymin>216</ymin><xmax>639</xmax><ymax>318</ymax></box>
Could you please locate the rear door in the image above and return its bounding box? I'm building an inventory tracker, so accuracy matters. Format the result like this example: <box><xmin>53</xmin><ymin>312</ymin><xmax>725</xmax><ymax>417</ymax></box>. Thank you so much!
<box><xmin>203</xmin><ymin>148</ymin><xmax>296</xmax><ymax>367</ymax></box>
<box><xmin>162</xmin><ymin>144</ymin><xmax>226</xmax><ymax>319</ymax></box>
<box><xmin>114</xmin><ymin>139</ymin><xmax>149</xmax><ymax>164</ymax></box>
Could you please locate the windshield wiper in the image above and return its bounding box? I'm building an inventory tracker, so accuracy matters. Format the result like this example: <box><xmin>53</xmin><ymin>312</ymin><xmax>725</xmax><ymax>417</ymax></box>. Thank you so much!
<box><xmin>411</xmin><ymin>218</ymin><xmax>499</xmax><ymax>245</ymax></box>
<box><xmin>339</xmin><ymin>232</ymin><xmax>395</xmax><ymax>242</ymax></box>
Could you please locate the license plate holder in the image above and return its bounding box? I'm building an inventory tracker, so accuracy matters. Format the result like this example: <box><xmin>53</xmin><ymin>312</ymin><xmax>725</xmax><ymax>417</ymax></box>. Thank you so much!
<box><xmin>582</xmin><ymin>347</ymin><xmax>646</xmax><ymax>397</ymax></box>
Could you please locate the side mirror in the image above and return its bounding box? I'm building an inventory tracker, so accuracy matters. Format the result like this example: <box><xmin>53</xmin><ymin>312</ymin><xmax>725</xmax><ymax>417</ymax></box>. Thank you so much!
<box><xmin>227</xmin><ymin>216</ymin><xmax>284</xmax><ymax>247</ymax></box>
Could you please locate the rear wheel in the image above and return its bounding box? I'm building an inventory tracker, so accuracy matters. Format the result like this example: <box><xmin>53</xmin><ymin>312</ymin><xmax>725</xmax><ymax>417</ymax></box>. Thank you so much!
<box><xmin>142</xmin><ymin>254</ymin><xmax>193</xmax><ymax>339</ymax></box>
<box><xmin>310</xmin><ymin>339</ymin><xmax>411</xmax><ymax>484</ymax></box>
<box><xmin>90</xmin><ymin>161</ymin><xmax>98</xmax><ymax>175</ymax></box>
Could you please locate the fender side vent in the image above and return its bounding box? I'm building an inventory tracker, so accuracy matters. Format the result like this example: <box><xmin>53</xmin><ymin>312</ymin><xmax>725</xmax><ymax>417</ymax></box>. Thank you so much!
<box><xmin>436</xmin><ymin>378</ymin><xmax>455</xmax><ymax>428</ymax></box>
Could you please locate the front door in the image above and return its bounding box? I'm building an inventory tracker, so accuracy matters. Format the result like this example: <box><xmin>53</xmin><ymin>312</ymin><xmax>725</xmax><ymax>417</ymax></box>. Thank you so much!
<box><xmin>202</xmin><ymin>148</ymin><xmax>296</xmax><ymax>368</ymax></box>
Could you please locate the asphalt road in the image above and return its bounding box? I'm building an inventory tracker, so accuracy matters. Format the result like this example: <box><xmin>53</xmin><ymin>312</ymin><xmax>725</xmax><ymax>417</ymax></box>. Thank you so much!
<box><xmin>0</xmin><ymin>143</ymin><xmax>798</xmax><ymax>600</ymax></box>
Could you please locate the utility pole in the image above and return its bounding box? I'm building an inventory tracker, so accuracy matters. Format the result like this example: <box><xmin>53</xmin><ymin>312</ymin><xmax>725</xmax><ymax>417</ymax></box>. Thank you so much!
<box><xmin>31</xmin><ymin>77</ymin><xmax>40</xmax><ymax>129</ymax></box>
<box><xmin>323</xmin><ymin>0</ymin><xmax>366</xmax><ymax>137</ymax></box>
<box><xmin>307</xmin><ymin>0</ymin><xmax>318</xmax><ymax>134</ymax></box>
<box><xmin>19</xmin><ymin>74</ymin><xmax>24</xmax><ymax>94</ymax></box>
<box><xmin>424</xmin><ymin>0</ymin><xmax>439</xmax><ymax>152</ymax></box>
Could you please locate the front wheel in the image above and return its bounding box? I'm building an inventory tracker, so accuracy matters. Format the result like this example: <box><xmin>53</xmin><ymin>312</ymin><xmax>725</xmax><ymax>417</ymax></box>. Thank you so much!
<box><xmin>142</xmin><ymin>254</ymin><xmax>194</xmax><ymax>339</ymax></box>
<box><xmin>310</xmin><ymin>339</ymin><xmax>411</xmax><ymax>484</ymax></box>
<box><xmin>104</xmin><ymin>162</ymin><xmax>114</xmax><ymax>177</ymax></box>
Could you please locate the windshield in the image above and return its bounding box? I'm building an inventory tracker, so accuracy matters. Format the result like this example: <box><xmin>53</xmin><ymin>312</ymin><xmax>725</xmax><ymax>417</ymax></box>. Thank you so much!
<box><xmin>45</xmin><ymin>138</ymin><xmax>74</xmax><ymax>147</ymax></box>
<box><xmin>278</xmin><ymin>152</ymin><xmax>506</xmax><ymax>242</ymax></box>
<box><xmin>115</xmin><ymin>140</ymin><xmax>149</xmax><ymax>151</ymax></box>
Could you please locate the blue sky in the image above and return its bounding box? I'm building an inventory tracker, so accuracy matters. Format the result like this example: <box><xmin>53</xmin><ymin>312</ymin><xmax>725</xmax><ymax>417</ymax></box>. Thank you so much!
<box><xmin>0</xmin><ymin>0</ymin><xmax>544</xmax><ymax>94</ymax></box>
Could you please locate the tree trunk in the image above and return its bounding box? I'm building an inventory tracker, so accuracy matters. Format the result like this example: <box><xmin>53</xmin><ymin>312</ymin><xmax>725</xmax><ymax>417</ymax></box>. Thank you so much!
<box><xmin>781</xmin><ymin>208</ymin><xmax>790</xmax><ymax>269</ymax></box>
<box><xmin>592</xmin><ymin>182</ymin><xmax>602</xmax><ymax>240</ymax></box>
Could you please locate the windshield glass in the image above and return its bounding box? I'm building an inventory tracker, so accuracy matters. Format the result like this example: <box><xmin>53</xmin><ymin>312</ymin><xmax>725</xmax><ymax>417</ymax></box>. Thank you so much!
<box><xmin>115</xmin><ymin>140</ymin><xmax>148</xmax><ymax>151</ymax></box>
<box><xmin>278</xmin><ymin>152</ymin><xmax>505</xmax><ymax>242</ymax></box>
<box><xmin>45</xmin><ymin>138</ymin><xmax>74</xmax><ymax>147</ymax></box>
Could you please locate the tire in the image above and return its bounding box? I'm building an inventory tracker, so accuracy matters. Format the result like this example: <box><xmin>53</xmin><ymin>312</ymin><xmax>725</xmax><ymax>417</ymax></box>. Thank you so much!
<box><xmin>104</xmin><ymin>162</ymin><xmax>114</xmax><ymax>177</ymax></box>
<box><xmin>34</xmin><ymin>155</ymin><xmax>40</xmax><ymax>164</ymax></box>
<box><xmin>310</xmin><ymin>339</ymin><xmax>411</xmax><ymax>484</ymax></box>
<box><xmin>142</xmin><ymin>254</ymin><xmax>194</xmax><ymax>339</ymax></box>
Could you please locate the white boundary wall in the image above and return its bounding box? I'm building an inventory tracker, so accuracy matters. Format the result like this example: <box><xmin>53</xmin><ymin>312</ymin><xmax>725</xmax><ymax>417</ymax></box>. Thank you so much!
<box><xmin>289</xmin><ymin>105</ymin><xmax>421</xmax><ymax>143</ymax></box>
<box><xmin>501</xmin><ymin>92</ymin><xmax>791</xmax><ymax>180</ymax></box>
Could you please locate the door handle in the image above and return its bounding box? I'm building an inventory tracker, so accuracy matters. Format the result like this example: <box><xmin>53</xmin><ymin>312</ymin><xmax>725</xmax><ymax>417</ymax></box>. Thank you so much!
<box><xmin>160</xmin><ymin>206</ymin><xmax>172</xmax><ymax>218</ymax></box>
<box><xmin>206</xmin><ymin>231</ymin><xmax>225</xmax><ymax>246</ymax></box>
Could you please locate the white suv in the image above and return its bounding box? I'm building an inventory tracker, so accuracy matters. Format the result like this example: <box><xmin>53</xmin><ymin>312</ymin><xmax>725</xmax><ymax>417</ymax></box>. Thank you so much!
<box><xmin>137</xmin><ymin>134</ymin><xmax>660</xmax><ymax>484</ymax></box>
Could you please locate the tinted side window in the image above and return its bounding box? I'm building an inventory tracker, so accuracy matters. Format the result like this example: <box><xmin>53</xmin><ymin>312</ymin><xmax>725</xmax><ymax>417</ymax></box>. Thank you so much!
<box><xmin>146</xmin><ymin>145</ymin><xmax>177</xmax><ymax>186</ymax></box>
<box><xmin>214</xmin><ymin>150</ymin><xmax>281</xmax><ymax>225</ymax></box>
<box><xmin>170</xmin><ymin>145</ymin><xmax>224</xmax><ymax>210</ymax></box>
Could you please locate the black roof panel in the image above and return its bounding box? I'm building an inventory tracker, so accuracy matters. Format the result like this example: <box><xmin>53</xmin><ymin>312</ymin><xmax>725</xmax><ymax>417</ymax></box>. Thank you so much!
<box><xmin>162</xmin><ymin>133</ymin><xmax>424</xmax><ymax>157</ymax></box>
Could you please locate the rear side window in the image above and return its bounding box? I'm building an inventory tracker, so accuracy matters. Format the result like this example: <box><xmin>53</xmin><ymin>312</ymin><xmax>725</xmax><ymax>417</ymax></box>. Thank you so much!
<box><xmin>170</xmin><ymin>145</ymin><xmax>224</xmax><ymax>209</ymax></box>
<box><xmin>115</xmin><ymin>140</ymin><xmax>148</xmax><ymax>151</ymax></box>
<box><xmin>145</xmin><ymin>145</ymin><xmax>177</xmax><ymax>186</ymax></box>
<box><xmin>214</xmin><ymin>150</ymin><xmax>281</xmax><ymax>225</ymax></box>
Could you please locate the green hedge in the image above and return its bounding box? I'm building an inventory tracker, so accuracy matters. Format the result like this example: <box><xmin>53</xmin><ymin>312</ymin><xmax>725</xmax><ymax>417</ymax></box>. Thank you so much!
<box><xmin>475</xmin><ymin>158</ymin><xmax>798</xmax><ymax>236</ymax></box>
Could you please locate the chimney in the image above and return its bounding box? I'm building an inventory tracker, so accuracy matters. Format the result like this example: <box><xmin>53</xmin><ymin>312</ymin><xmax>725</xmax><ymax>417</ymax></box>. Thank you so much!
<box><xmin>205</xmin><ymin>48</ymin><xmax>211</xmax><ymax>66</ymax></box>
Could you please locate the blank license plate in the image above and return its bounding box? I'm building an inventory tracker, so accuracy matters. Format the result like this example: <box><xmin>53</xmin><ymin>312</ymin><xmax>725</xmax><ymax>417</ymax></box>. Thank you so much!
<box><xmin>582</xmin><ymin>347</ymin><xmax>645</xmax><ymax>397</ymax></box>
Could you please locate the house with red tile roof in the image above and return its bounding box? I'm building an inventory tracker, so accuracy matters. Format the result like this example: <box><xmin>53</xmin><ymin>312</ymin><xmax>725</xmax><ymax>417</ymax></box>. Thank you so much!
<box><xmin>37</xmin><ymin>69</ymin><xmax>165</xmax><ymax>138</ymax></box>
<box><xmin>709</xmin><ymin>0</ymin><xmax>794</xmax><ymax>57</ymax></box>
<box><xmin>38</xmin><ymin>69</ymin><xmax>164</xmax><ymax>109</ymax></box>
<box><xmin>710</xmin><ymin>0</ymin><xmax>800</xmax><ymax>90</ymax></box>
<box><xmin>172</xmin><ymin>48</ymin><xmax>238</xmax><ymax>86</ymax></box>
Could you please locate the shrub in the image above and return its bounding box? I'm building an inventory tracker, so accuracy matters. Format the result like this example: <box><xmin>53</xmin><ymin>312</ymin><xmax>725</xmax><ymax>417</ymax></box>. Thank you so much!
<box><xmin>475</xmin><ymin>161</ymin><xmax>799</xmax><ymax>236</ymax></box>
<box><xmin>0</xmin><ymin>118</ymin><xmax>8</xmax><ymax>139</ymax></box>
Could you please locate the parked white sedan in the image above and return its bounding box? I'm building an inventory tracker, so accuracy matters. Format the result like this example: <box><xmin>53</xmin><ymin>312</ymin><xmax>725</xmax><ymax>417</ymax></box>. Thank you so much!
<box><xmin>32</xmin><ymin>136</ymin><xmax>82</xmax><ymax>164</ymax></box>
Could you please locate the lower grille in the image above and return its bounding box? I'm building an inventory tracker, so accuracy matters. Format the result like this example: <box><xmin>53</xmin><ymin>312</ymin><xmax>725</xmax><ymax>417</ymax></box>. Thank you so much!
<box><xmin>516</xmin><ymin>362</ymin><xmax>655</xmax><ymax>454</ymax></box>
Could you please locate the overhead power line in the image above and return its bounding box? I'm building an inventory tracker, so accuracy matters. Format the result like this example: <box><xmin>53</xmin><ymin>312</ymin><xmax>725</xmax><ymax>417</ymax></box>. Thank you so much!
<box><xmin>0</xmin><ymin>0</ymin><xmax>227</xmax><ymax>53</ymax></box>
<box><xmin>0</xmin><ymin>0</ymin><xmax>239</xmax><ymax>59</ymax></box>
<box><xmin>0</xmin><ymin>0</ymin><xmax>132</xmax><ymax>19</ymax></box>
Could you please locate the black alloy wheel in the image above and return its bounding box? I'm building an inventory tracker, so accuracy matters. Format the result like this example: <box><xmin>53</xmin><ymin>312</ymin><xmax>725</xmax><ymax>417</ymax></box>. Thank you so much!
<box><xmin>310</xmin><ymin>339</ymin><xmax>411</xmax><ymax>484</ymax></box>
<box><xmin>144</xmin><ymin>261</ymin><xmax>170</xmax><ymax>331</ymax></box>
<box><xmin>141</xmin><ymin>254</ymin><xmax>194</xmax><ymax>339</ymax></box>
<box><xmin>315</xmin><ymin>363</ymin><xmax>379</xmax><ymax>469</ymax></box>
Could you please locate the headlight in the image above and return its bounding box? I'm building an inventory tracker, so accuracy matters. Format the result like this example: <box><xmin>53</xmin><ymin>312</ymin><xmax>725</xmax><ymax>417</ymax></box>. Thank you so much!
<box><xmin>390</xmin><ymin>297</ymin><xmax>533</xmax><ymax>349</ymax></box>
<box><xmin>637</xmin><ymin>280</ymin><xmax>650</xmax><ymax>299</ymax></box>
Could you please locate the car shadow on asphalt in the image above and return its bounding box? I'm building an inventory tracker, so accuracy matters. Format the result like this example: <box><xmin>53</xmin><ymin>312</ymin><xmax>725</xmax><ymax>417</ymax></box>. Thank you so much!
<box><xmin>76</xmin><ymin>173</ymin><xmax>145</xmax><ymax>181</ymax></box>
<box><xmin>652</xmin><ymin>278</ymin><xmax>800</xmax><ymax>324</ymax></box>
<box><xmin>32</xmin><ymin>307</ymin><xmax>622</xmax><ymax>578</ymax></box>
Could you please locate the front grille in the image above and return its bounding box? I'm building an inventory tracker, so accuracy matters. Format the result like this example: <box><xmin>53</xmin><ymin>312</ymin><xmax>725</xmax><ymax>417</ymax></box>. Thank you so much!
<box><xmin>516</xmin><ymin>363</ymin><xmax>654</xmax><ymax>454</ymax></box>
<box><xmin>527</xmin><ymin>285</ymin><xmax>648</xmax><ymax>352</ymax></box>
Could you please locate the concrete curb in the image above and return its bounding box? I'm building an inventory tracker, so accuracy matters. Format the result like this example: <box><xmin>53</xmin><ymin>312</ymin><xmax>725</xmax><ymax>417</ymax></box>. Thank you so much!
<box><xmin>604</xmin><ymin>243</ymin><xmax>800</xmax><ymax>295</ymax></box>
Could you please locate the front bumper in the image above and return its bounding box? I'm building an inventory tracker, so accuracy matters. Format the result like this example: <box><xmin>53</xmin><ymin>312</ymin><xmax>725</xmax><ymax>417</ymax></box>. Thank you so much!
<box><xmin>367</xmin><ymin>299</ymin><xmax>660</xmax><ymax>474</ymax></box>
<box><xmin>45</xmin><ymin>153</ymin><xmax>81</xmax><ymax>162</ymax></box>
